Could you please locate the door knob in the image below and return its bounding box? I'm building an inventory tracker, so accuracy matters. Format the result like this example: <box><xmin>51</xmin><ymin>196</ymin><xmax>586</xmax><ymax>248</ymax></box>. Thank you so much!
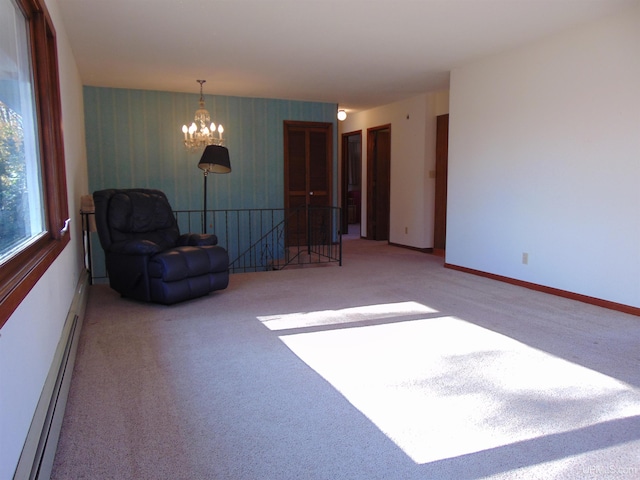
<box><xmin>309</xmin><ymin>191</ymin><xmax>314</xmax><ymax>195</ymax></box>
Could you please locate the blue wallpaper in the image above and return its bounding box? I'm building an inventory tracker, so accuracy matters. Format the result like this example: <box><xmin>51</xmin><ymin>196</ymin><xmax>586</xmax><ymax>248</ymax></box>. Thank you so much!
<box><xmin>84</xmin><ymin>86</ymin><xmax>337</xmax><ymax>210</ymax></box>
<box><xmin>84</xmin><ymin>86</ymin><xmax>337</xmax><ymax>278</ymax></box>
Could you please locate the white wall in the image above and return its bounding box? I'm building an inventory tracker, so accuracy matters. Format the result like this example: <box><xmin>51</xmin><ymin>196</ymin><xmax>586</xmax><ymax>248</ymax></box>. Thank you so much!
<box><xmin>341</xmin><ymin>91</ymin><xmax>448</xmax><ymax>249</ymax></box>
<box><xmin>447</xmin><ymin>4</ymin><xmax>640</xmax><ymax>308</ymax></box>
<box><xmin>0</xmin><ymin>0</ymin><xmax>88</xmax><ymax>476</ymax></box>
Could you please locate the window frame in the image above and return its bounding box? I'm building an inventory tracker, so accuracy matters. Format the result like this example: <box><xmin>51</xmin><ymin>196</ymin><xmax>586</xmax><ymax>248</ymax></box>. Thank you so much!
<box><xmin>0</xmin><ymin>0</ymin><xmax>70</xmax><ymax>328</ymax></box>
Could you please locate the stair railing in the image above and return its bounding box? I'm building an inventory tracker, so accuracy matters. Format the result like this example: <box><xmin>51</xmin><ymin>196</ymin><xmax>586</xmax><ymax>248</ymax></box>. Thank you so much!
<box><xmin>83</xmin><ymin>205</ymin><xmax>342</xmax><ymax>282</ymax></box>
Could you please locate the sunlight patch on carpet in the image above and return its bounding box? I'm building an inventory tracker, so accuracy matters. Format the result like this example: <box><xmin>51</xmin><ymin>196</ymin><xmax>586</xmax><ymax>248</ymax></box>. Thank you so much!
<box><xmin>275</xmin><ymin>312</ymin><xmax>640</xmax><ymax>464</ymax></box>
<box><xmin>258</xmin><ymin>301</ymin><xmax>438</xmax><ymax>331</ymax></box>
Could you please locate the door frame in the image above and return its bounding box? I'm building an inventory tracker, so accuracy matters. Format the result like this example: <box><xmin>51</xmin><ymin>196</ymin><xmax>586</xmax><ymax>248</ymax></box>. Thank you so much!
<box><xmin>434</xmin><ymin>114</ymin><xmax>449</xmax><ymax>255</ymax></box>
<box><xmin>366</xmin><ymin>124</ymin><xmax>391</xmax><ymax>241</ymax></box>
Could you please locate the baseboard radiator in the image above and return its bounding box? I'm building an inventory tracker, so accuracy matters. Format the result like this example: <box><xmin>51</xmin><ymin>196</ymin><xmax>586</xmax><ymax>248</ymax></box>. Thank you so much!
<box><xmin>13</xmin><ymin>269</ymin><xmax>90</xmax><ymax>480</ymax></box>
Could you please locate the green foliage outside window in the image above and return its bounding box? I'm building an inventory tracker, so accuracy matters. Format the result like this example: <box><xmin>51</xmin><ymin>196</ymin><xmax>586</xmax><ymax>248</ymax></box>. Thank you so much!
<box><xmin>0</xmin><ymin>101</ymin><xmax>27</xmax><ymax>258</ymax></box>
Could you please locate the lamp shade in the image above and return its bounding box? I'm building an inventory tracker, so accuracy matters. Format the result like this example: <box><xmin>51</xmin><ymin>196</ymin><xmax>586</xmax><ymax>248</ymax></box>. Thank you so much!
<box><xmin>198</xmin><ymin>145</ymin><xmax>231</xmax><ymax>174</ymax></box>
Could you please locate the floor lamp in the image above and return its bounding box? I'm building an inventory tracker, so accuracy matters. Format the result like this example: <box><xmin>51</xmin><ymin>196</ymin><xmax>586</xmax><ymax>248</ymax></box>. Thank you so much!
<box><xmin>198</xmin><ymin>145</ymin><xmax>231</xmax><ymax>233</ymax></box>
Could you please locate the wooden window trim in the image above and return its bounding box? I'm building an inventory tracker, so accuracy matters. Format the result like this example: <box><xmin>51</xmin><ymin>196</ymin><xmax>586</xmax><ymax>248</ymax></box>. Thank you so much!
<box><xmin>0</xmin><ymin>0</ymin><xmax>70</xmax><ymax>328</ymax></box>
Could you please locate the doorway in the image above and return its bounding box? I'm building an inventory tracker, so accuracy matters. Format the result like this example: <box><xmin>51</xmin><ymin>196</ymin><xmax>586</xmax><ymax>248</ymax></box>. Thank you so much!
<box><xmin>366</xmin><ymin>125</ymin><xmax>391</xmax><ymax>241</ymax></box>
<box><xmin>341</xmin><ymin>131</ymin><xmax>362</xmax><ymax>237</ymax></box>
<box><xmin>283</xmin><ymin>121</ymin><xmax>332</xmax><ymax>245</ymax></box>
<box><xmin>434</xmin><ymin>114</ymin><xmax>449</xmax><ymax>255</ymax></box>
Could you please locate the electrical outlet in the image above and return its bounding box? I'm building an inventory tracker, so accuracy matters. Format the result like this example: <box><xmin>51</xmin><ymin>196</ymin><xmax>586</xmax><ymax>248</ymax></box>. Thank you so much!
<box><xmin>522</xmin><ymin>252</ymin><xmax>529</xmax><ymax>265</ymax></box>
<box><xmin>405</xmin><ymin>227</ymin><xmax>408</xmax><ymax>234</ymax></box>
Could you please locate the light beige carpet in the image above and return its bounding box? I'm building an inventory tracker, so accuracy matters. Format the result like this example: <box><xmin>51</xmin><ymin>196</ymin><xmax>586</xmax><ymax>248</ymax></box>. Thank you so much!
<box><xmin>51</xmin><ymin>237</ymin><xmax>640</xmax><ymax>479</ymax></box>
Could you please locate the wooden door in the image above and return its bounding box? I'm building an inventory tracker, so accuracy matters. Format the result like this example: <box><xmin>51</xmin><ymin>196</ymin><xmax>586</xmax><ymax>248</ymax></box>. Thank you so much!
<box><xmin>284</xmin><ymin>121</ymin><xmax>332</xmax><ymax>245</ymax></box>
<box><xmin>366</xmin><ymin>125</ymin><xmax>391</xmax><ymax>241</ymax></box>
<box><xmin>434</xmin><ymin>114</ymin><xmax>449</xmax><ymax>255</ymax></box>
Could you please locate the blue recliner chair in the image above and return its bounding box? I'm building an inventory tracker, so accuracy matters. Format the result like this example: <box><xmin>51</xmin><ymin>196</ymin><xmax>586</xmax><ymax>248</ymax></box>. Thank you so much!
<box><xmin>93</xmin><ymin>188</ymin><xmax>229</xmax><ymax>304</ymax></box>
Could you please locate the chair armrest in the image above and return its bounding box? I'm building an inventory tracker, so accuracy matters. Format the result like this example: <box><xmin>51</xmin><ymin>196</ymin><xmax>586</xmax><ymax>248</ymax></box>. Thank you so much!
<box><xmin>110</xmin><ymin>239</ymin><xmax>163</xmax><ymax>255</ymax></box>
<box><xmin>178</xmin><ymin>233</ymin><xmax>218</xmax><ymax>246</ymax></box>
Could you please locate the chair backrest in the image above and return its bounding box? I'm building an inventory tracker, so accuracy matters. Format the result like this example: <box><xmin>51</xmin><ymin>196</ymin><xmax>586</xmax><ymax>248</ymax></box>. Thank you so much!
<box><xmin>93</xmin><ymin>189</ymin><xmax>180</xmax><ymax>252</ymax></box>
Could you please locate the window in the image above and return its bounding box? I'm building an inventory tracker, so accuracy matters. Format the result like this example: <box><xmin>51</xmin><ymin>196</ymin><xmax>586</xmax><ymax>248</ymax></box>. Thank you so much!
<box><xmin>0</xmin><ymin>0</ymin><xmax>69</xmax><ymax>328</ymax></box>
<box><xmin>1</xmin><ymin>0</ymin><xmax>46</xmax><ymax>262</ymax></box>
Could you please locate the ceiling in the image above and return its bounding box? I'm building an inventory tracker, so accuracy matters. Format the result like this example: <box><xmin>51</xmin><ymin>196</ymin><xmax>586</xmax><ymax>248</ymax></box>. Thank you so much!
<box><xmin>55</xmin><ymin>0</ymin><xmax>638</xmax><ymax>113</ymax></box>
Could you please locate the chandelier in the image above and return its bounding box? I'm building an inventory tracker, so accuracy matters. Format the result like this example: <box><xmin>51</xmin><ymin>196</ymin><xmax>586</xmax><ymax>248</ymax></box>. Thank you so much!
<box><xmin>181</xmin><ymin>79</ymin><xmax>225</xmax><ymax>153</ymax></box>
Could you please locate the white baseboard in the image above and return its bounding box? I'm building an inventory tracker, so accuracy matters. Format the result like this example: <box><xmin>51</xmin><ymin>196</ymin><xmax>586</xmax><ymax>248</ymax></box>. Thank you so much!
<box><xmin>13</xmin><ymin>270</ymin><xmax>90</xmax><ymax>480</ymax></box>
